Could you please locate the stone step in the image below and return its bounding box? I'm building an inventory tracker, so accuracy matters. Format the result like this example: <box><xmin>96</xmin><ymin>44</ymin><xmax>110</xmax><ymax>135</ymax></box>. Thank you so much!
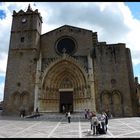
<box><xmin>28</xmin><ymin>112</ymin><xmax>86</xmax><ymax>120</ymax></box>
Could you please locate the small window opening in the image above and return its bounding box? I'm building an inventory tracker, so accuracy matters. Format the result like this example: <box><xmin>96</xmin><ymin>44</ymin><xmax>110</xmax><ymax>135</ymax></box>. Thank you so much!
<box><xmin>21</xmin><ymin>37</ymin><xmax>24</xmax><ymax>42</ymax></box>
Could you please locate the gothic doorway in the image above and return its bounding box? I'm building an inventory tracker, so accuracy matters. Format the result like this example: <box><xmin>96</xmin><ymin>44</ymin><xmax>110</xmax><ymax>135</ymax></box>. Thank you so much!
<box><xmin>40</xmin><ymin>57</ymin><xmax>88</xmax><ymax>113</ymax></box>
<box><xmin>60</xmin><ymin>91</ymin><xmax>73</xmax><ymax>113</ymax></box>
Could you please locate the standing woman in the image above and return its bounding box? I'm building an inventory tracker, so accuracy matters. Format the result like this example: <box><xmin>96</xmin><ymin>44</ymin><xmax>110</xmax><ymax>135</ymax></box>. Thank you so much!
<box><xmin>91</xmin><ymin>112</ymin><xmax>99</xmax><ymax>135</ymax></box>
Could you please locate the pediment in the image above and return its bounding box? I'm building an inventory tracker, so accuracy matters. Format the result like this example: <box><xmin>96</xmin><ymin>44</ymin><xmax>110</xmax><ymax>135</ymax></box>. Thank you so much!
<box><xmin>42</xmin><ymin>25</ymin><xmax>92</xmax><ymax>36</ymax></box>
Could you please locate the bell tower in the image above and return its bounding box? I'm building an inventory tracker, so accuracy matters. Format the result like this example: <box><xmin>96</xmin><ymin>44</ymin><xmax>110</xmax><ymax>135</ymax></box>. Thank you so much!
<box><xmin>3</xmin><ymin>5</ymin><xmax>42</xmax><ymax>115</ymax></box>
<box><xmin>10</xmin><ymin>4</ymin><xmax>42</xmax><ymax>50</ymax></box>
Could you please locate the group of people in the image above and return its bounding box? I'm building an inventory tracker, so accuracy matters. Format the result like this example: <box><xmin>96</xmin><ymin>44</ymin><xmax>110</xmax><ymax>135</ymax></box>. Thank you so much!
<box><xmin>84</xmin><ymin>109</ymin><xmax>109</xmax><ymax>135</ymax></box>
<box><xmin>91</xmin><ymin>112</ymin><xmax>108</xmax><ymax>135</ymax></box>
<box><xmin>19</xmin><ymin>107</ymin><xmax>40</xmax><ymax>118</ymax></box>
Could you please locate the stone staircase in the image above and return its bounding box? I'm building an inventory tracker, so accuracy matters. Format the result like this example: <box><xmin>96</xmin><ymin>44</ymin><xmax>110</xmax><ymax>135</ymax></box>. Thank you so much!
<box><xmin>27</xmin><ymin>112</ymin><xmax>86</xmax><ymax>120</ymax></box>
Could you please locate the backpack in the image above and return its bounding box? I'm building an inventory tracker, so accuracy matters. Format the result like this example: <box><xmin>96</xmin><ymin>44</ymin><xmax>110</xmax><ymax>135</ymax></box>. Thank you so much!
<box><xmin>93</xmin><ymin>121</ymin><xmax>98</xmax><ymax>125</ymax></box>
<box><xmin>92</xmin><ymin>118</ymin><xmax>98</xmax><ymax>126</ymax></box>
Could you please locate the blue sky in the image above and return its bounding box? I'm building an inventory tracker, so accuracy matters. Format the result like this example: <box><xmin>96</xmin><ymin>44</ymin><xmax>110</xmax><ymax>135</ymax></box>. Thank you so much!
<box><xmin>0</xmin><ymin>2</ymin><xmax>140</xmax><ymax>101</ymax></box>
<box><xmin>0</xmin><ymin>10</ymin><xmax>6</xmax><ymax>19</ymax></box>
<box><xmin>125</xmin><ymin>2</ymin><xmax>140</xmax><ymax>20</ymax></box>
<box><xmin>0</xmin><ymin>76</ymin><xmax>4</xmax><ymax>83</ymax></box>
<box><xmin>124</xmin><ymin>2</ymin><xmax>140</xmax><ymax>80</ymax></box>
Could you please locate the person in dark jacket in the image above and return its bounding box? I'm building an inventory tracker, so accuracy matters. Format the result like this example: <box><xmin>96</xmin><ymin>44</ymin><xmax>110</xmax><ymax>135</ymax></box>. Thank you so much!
<box><xmin>104</xmin><ymin>112</ymin><xmax>108</xmax><ymax>131</ymax></box>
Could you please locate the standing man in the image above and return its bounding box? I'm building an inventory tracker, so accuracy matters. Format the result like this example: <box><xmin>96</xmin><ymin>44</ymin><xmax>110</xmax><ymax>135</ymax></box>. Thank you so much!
<box><xmin>84</xmin><ymin>109</ymin><xmax>87</xmax><ymax>119</ymax></box>
<box><xmin>104</xmin><ymin>112</ymin><xmax>108</xmax><ymax>132</ymax></box>
<box><xmin>35</xmin><ymin>107</ymin><xmax>39</xmax><ymax>114</ymax></box>
<box><xmin>67</xmin><ymin>111</ymin><xmax>71</xmax><ymax>123</ymax></box>
<box><xmin>62</xmin><ymin>105</ymin><xmax>65</xmax><ymax>113</ymax></box>
<box><xmin>100</xmin><ymin>112</ymin><xmax>106</xmax><ymax>134</ymax></box>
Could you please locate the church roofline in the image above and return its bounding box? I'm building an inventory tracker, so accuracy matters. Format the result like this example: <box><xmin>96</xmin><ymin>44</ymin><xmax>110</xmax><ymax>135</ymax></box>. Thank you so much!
<box><xmin>41</xmin><ymin>24</ymin><xmax>93</xmax><ymax>36</ymax></box>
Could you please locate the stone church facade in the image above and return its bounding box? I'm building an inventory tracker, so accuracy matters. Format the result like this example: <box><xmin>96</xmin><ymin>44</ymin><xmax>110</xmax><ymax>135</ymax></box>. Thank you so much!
<box><xmin>3</xmin><ymin>5</ymin><xmax>139</xmax><ymax>117</ymax></box>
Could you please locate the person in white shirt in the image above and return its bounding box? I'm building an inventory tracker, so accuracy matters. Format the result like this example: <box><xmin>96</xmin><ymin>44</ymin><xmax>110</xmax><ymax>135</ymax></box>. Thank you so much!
<box><xmin>100</xmin><ymin>112</ymin><xmax>106</xmax><ymax>133</ymax></box>
<box><xmin>91</xmin><ymin>113</ymin><xmax>99</xmax><ymax>135</ymax></box>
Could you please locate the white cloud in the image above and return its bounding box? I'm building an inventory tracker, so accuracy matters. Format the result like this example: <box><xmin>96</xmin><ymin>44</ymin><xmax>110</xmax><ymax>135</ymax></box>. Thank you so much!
<box><xmin>34</xmin><ymin>2</ymin><xmax>140</xmax><ymax>66</ymax></box>
<box><xmin>0</xmin><ymin>52</ymin><xmax>8</xmax><ymax>74</ymax></box>
<box><xmin>0</xmin><ymin>82</ymin><xmax>4</xmax><ymax>101</ymax></box>
<box><xmin>0</xmin><ymin>2</ymin><xmax>140</xmax><ymax>65</ymax></box>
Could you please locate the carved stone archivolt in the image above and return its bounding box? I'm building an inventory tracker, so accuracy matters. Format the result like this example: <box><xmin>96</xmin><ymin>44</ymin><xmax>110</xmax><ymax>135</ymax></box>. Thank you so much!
<box><xmin>38</xmin><ymin>54</ymin><xmax>92</xmax><ymax>112</ymax></box>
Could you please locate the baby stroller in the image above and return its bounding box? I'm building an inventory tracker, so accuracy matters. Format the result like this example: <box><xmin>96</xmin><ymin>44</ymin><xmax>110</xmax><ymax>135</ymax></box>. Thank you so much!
<box><xmin>97</xmin><ymin>123</ymin><xmax>107</xmax><ymax>134</ymax></box>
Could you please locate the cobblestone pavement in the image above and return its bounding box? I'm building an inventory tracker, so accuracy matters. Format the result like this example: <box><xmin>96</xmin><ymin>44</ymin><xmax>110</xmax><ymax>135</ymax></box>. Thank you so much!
<box><xmin>0</xmin><ymin>113</ymin><xmax>140</xmax><ymax>138</ymax></box>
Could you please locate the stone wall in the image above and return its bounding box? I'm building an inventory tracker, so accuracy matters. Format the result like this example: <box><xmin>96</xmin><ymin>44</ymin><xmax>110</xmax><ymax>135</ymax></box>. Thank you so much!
<box><xmin>3</xmin><ymin>49</ymin><xmax>37</xmax><ymax>115</ymax></box>
<box><xmin>92</xmin><ymin>43</ymin><xmax>134</xmax><ymax>117</ymax></box>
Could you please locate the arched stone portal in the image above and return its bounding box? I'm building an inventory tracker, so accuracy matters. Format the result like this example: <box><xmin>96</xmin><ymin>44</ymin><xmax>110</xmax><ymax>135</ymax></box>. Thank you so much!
<box><xmin>39</xmin><ymin>55</ymin><xmax>93</xmax><ymax>113</ymax></box>
<box><xmin>10</xmin><ymin>91</ymin><xmax>30</xmax><ymax>114</ymax></box>
<box><xmin>100</xmin><ymin>90</ymin><xmax>123</xmax><ymax>117</ymax></box>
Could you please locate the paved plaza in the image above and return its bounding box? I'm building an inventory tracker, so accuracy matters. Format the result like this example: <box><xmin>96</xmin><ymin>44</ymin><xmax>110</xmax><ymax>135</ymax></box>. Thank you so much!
<box><xmin>0</xmin><ymin>113</ymin><xmax>140</xmax><ymax>138</ymax></box>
